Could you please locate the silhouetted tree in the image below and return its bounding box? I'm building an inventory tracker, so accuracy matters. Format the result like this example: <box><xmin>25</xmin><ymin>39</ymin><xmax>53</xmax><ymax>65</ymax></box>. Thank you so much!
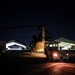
<box><xmin>29</xmin><ymin>35</ymin><xmax>37</xmax><ymax>51</ymax></box>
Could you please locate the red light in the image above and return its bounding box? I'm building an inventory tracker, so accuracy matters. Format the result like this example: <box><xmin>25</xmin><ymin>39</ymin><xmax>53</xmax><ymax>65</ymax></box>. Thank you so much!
<box><xmin>53</xmin><ymin>53</ymin><xmax>58</xmax><ymax>57</ymax></box>
<box><xmin>66</xmin><ymin>53</ymin><xmax>69</xmax><ymax>56</ymax></box>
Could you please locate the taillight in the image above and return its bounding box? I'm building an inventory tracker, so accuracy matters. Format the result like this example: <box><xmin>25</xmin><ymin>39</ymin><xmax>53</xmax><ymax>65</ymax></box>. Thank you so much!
<box><xmin>66</xmin><ymin>53</ymin><xmax>69</xmax><ymax>56</ymax></box>
<box><xmin>53</xmin><ymin>53</ymin><xmax>58</xmax><ymax>57</ymax></box>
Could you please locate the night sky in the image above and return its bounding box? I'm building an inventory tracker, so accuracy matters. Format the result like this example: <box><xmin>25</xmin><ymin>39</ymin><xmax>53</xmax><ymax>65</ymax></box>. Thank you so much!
<box><xmin>0</xmin><ymin>1</ymin><xmax>75</xmax><ymax>45</ymax></box>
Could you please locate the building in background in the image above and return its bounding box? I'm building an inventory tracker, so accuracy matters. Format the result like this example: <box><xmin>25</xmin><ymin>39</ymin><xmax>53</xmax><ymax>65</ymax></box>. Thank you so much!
<box><xmin>6</xmin><ymin>40</ymin><xmax>27</xmax><ymax>51</ymax></box>
<box><xmin>50</xmin><ymin>37</ymin><xmax>75</xmax><ymax>50</ymax></box>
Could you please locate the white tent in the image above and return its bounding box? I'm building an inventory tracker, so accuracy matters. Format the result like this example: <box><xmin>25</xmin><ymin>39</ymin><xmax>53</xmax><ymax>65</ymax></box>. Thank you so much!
<box><xmin>6</xmin><ymin>40</ymin><xmax>27</xmax><ymax>50</ymax></box>
<box><xmin>54</xmin><ymin>37</ymin><xmax>75</xmax><ymax>50</ymax></box>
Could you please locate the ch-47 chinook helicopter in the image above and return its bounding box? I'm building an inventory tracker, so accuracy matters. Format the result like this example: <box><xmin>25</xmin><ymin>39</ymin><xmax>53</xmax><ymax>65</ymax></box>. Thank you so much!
<box><xmin>28</xmin><ymin>17</ymin><xmax>75</xmax><ymax>53</ymax></box>
<box><xmin>29</xmin><ymin>26</ymin><xmax>53</xmax><ymax>52</ymax></box>
<box><xmin>0</xmin><ymin>18</ymin><xmax>74</xmax><ymax>60</ymax></box>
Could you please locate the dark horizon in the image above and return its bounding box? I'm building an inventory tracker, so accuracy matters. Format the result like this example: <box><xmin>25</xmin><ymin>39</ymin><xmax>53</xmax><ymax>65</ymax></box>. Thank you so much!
<box><xmin>0</xmin><ymin>1</ymin><xmax>75</xmax><ymax>45</ymax></box>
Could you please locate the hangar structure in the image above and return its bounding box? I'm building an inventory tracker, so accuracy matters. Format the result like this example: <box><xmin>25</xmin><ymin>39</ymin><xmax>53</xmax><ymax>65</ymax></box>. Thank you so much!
<box><xmin>6</xmin><ymin>40</ymin><xmax>27</xmax><ymax>50</ymax></box>
<box><xmin>0</xmin><ymin>37</ymin><xmax>75</xmax><ymax>52</ymax></box>
<box><xmin>52</xmin><ymin>37</ymin><xmax>75</xmax><ymax>50</ymax></box>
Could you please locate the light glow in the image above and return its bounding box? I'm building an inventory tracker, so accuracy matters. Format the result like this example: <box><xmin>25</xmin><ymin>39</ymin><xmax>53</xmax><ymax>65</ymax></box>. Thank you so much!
<box><xmin>34</xmin><ymin>41</ymin><xmax>44</xmax><ymax>52</ymax></box>
<box><xmin>66</xmin><ymin>53</ymin><xmax>69</xmax><ymax>56</ymax></box>
<box><xmin>6</xmin><ymin>41</ymin><xmax>26</xmax><ymax>50</ymax></box>
<box><xmin>53</xmin><ymin>53</ymin><xmax>58</xmax><ymax>57</ymax></box>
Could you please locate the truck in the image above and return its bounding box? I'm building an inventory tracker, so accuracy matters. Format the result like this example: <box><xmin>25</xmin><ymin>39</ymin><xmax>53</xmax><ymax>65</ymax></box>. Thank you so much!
<box><xmin>44</xmin><ymin>42</ymin><xmax>69</xmax><ymax>61</ymax></box>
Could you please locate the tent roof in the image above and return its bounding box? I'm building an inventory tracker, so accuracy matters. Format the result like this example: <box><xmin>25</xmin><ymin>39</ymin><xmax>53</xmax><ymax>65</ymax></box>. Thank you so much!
<box><xmin>7</xmin><ymin>39</ymin><xmax>26</xmax><ymax>46</ymax></box>
<box><xmin>54</xmin><ymin>37</ymin><xmax>75</xmax><ymax>44</ymax></box>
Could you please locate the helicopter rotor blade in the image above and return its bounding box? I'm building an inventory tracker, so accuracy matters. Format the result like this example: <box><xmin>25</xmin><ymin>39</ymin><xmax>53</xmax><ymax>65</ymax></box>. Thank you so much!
<box><xmin>0</xmin><ymin>17</ymin><xmax>75</xmax><ymax>30</ymax></box>
<box><xmin>0</xmin><ymin>25</ymin><xmax>39</xmax><ymax>30</ymax></box>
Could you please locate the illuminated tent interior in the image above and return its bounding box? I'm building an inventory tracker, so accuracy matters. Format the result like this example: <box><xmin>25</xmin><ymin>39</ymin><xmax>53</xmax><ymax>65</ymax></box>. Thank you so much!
<box><xmin>6</xmin><ymin>40</ymin><xmax>26</xmax><ymax>50</ymax></box>
<box><xmin>54</xmin><ymin>37</ymin><xmax>75</xmax><ymax>50</ymax></box>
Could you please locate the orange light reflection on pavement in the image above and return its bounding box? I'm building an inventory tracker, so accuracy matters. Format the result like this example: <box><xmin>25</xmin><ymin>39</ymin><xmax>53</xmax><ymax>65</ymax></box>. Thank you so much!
<box><xmin>25</xmin><ymin>62</ymin><xmax>75</xmax><ymax>75</ymax></box>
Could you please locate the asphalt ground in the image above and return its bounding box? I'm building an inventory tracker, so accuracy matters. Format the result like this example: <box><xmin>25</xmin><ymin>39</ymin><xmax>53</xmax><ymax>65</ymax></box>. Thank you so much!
<box><xmin>0</xmin><ymin>51</ymin><xmax>75</xmax><ymax>75</ymax></box>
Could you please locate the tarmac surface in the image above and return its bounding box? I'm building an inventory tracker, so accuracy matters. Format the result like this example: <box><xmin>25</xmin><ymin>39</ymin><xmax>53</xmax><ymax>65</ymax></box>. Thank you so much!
<box><xmin>0</xmin><ymin>51</ymin><xmax>75</xmax><ymax>75</ymax></box>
